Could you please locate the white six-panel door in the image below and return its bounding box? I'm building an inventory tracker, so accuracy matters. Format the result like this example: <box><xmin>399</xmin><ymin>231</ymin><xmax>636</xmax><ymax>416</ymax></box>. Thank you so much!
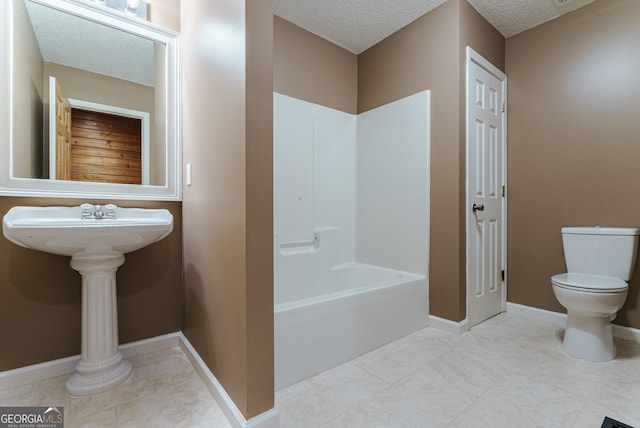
<box><xmin>466</xmin><ymin>48</ymin><xmax>506</xmax><ymax>328</ymax></box>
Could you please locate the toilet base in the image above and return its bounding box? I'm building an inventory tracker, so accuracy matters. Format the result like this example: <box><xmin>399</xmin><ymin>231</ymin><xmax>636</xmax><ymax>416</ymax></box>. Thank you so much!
<box><xmin>562</xmin><ymin>312</ymin><xmax>616</xmax><ymax>362</ymax></box>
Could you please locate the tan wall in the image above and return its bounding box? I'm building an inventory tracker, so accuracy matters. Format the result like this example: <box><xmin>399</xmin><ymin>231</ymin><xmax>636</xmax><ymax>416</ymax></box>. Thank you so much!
<box><xmin>459</xmin><ymin>0</ymin><xmax>505</xmax><ymax>72</ymax></box>
<box><xmin>245</xmin><ymin>0</ymin><xmax>275</xmax><ymax>415</ymax></box>
<box><xmin>506</xmin><ymin>0</ymin><xmax>640</xmax><ymax>327</ymax></box>
<box><xmin>43</xmin><ymin>63</ymin><xmax>155</xmax><ymax>116</ymax></box>
<box><xmin>358</xmin><ymin>0</ymin><xmax>504</xmax><ymax>321</ymax></box>
<box><xmin>12</xmin><ymin>0</ymin><xmax>44</xmax><ymax>179</ymax></box>
<box><xmin>274</xmin><ymin>16</ymin><xmax>358</xmax><ymax>114</ymax></box>
<box><xmin>0</xmin><ymin>197</ymin><xmax>182</xmax><ymax>371</ymax></box>
<box><xmin>147</xmin><ymin>0</ymin><xmax>180</xmax><ymax>32</ymax></box>
<box><xmin>181</xmin><ymin>0</ymin><xmax>274</xmax><ymax>419</ymax></box>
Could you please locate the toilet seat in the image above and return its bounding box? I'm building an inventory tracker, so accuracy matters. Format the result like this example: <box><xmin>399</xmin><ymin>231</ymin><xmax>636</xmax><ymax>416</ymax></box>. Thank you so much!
<box><xmin>552</xmin><ymin>273</ymin><xmax>628</xmax><ymax>293</ymax></box>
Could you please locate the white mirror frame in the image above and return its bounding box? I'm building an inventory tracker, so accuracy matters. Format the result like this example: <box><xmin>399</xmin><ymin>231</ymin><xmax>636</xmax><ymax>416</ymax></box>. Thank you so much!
<box><xmin>0</xmin><ymin>0</ymin><xmax>181</xmax><ymax>201</ymax></box>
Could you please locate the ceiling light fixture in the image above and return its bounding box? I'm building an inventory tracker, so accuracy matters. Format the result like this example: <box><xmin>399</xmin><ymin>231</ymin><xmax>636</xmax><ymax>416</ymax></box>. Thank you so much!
<box><xmin>91</xmin><ymin>0</ymin><xmax>148</xmax><ymax>20</ymax></box>
<box><xmin>126</xmin><ymin>0</ymin><xmax>141</xmax><ymax>15</ymax></box>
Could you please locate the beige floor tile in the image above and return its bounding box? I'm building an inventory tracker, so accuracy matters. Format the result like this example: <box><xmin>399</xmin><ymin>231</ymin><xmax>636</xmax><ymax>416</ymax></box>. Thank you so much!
<box><xmin>353</xmin><ymin>332</ymin><xmax>451</xmax><ymax>384</ymax></box>
<box><xmin>277</xmin><ymin>361</ymin><xmax>391</xmax><ymax>428</ymax></box>
<box><xmin>367</xmin><ymin>365</ymin><xmax>480</xmax><ymax>424</ymax></box>
<box><xmin>2</xmin><ymin>346</ymin><xmax>230</xmax><ymax>428</ymax></box>
<box><xmin>4</xmin><ymin>313</ymin><xmax>640</xmax><ymax>428</ymax></box>
<box><xmin>66</xmin><ymin>407</ymin><xmax>118</xmax><ymax>428</ymax></box>
<box><xmin>0</xmin><ymin>383</ymin><xmax>32</xmax><ymax>405</ymax></box>
<box><xmin>276</xmin><ymin>380</ymin><xmax>346</xmax><ymax>428</ymax></box>
<box><xmin>27</xmin><ymin>374</ymin><xmax>69</xmax><ymax>407</ymax></box>
<box><xmin>116</xmin><ymin>380</ymin><xmax>222</xmax><ymax>428</ymax></box>
<box><xmin>427</xmin><ymin>350</ymin><xmax>506</xmax><ymax>394</ymax></box>
<box><xmin>278</xmin><ymin>312</ymin><xmax>640</xmax><ymax>428</ymax></box>
<box><xmin>574</xmin><ymin>381</ymin><xmax>640</xmax><ymax>426</ymax></box>
<box><xmin>321</xmin><ymin>402</ymin><xmax>417</xmax><ymax>428</ymax></box>
<box><xmin>306</xmin><ymin>362</ymin><xmax>389</xmax><ymax>406</ymax></box>
<box><xmin>446</xmin><ymin>395</ymin><xmax>538</xmax><ymax>428</ymax></box>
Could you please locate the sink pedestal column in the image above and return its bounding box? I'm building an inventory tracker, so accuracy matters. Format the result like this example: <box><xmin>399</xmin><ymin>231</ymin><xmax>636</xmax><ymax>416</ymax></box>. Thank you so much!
<box><xmin>66</xmin><ymin>252</ymin><xmax>132</xmax><ymax>396</ymax></box>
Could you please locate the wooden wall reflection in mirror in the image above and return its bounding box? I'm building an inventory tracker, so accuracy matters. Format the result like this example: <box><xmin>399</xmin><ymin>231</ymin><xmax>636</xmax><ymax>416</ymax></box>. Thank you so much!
<box><xmin>0</xmin><ymin>0</ymin><xmax>181</xmax><ymax>200</ymax></box>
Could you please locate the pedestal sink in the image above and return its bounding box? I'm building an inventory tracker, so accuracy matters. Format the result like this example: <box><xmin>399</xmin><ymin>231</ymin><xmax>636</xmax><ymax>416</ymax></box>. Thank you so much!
<box><xmin>2</xmin><ymin>204</ymin><xmax>173</xmax><ymax>396</ymax></box>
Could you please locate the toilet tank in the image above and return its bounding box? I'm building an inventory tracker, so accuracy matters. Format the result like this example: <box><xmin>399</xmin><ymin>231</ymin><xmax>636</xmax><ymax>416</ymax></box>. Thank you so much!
<box><xmin>562</xmin><ymin>227</ymin><xmax>639</xmax><ymax>280</ymax></box>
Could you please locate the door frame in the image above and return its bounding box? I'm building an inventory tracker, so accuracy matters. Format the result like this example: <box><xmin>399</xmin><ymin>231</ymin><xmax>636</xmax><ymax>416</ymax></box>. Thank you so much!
<box><xmin>465</xmin><ymin>46</ymin><xmax>507</xmax><ymax>327</ymax></box>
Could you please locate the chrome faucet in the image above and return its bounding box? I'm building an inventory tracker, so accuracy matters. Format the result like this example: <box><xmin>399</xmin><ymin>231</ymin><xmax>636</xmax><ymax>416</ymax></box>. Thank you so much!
<box><xmin>94</xmin><ymin>205</ymin><xmax>106</xmax><ymax>219</ymax></box>
<box><xmin>80</xmin><ymin>203</ymin><xmax>117</xmax><ymax>220</ymax></box>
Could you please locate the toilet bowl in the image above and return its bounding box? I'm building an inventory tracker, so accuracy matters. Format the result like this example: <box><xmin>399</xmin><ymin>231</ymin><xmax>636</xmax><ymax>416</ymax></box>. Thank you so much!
<box><xmin>552</xmin><ymin>273</ymin><xmax>628</xmax><ymax>361</ymax></box>
<box><xmin>551</xmin><ymin>227</ymin><xmax>638</xmax><ymax>362</ymax></box>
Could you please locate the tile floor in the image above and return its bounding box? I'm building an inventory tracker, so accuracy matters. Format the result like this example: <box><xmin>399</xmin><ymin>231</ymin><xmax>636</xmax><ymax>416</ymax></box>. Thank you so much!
<box><xmin>1</xmin><ymin>313</ymin><xmax>640</xmax><ymax>427</ymax></box>
<box><xmin>0</xmin><ymin>347</ymin><xmax>231</xmax><ymax>428</ymax></box>
<box><xmin>276</xmin><ymin>313</ymin><xmax>640</xmax><ymax>428</ymax></box>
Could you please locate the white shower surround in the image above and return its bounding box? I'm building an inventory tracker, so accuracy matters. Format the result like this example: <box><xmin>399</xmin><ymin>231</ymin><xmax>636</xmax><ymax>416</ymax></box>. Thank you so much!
<box><xmin>273</xmin><ymin>92</ymin><xmax>430</xmax><ymax>390</ymax></box>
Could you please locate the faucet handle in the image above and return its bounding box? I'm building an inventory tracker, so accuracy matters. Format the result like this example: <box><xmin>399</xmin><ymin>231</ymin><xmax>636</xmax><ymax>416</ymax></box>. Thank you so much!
<box><xmin>80</xmin><ymin>203</ymin><xmax>94</xmax><ymax>219</ymax></box>
<box><xmin>105</xmin><ymin>204</ymin><xmax>117</xmax><ymax>219</ymax></box>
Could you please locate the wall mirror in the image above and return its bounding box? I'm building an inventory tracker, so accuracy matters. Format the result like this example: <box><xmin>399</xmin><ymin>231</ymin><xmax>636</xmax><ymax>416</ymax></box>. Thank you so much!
<box><xmin>0</xmin><ymin>0</ymin><xmax>181</xmax><ymax>200</ymax></box>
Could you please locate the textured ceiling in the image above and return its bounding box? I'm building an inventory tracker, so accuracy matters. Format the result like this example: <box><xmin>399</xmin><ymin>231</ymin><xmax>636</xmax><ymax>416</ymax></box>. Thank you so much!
<box><xmin>25</xmin><ymin>0</ymin><xmax>155</xmax><ymax>87</ymax></box>
<box><xmin>273</xmin><ymin>0</ymin><xmax>599</xmax><ymax>54</ymax></box>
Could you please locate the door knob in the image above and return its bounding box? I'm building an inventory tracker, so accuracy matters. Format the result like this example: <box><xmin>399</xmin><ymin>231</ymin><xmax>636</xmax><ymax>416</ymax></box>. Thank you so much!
<box><xmin>472</xmin><ymin>203</ymin><xmax>484</xmax><ymax>212</ymax></box>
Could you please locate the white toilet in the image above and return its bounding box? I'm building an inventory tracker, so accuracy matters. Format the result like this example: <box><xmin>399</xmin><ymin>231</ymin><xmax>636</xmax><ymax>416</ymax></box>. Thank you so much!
<box><xmin>551</xmin><ymin>227</ymin><xmax>639</xmax><ymax>361</ymax></box>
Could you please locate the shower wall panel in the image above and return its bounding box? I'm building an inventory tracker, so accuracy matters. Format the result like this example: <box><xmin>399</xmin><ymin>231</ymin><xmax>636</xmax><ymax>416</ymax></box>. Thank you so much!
<box><xmin>356</xmin><ymin>90</ymin><xmax>430</xmax><ymax>275</ymax></box>
<box><xmin>274</xmin><ymin>93</ymin><xmax>315</xmax><ymax>244</ymax></box>
<box><xmin>275</xmin><ymin>91</ymin><xmax>430</xmax><ymax>276</ymax></box>
<box><xmin>313</xmin><ymin>104</ymin><xmax>356</xmax><ymax>263</ymax></box>
<box><xmin>274</xmin><ymin>93</ymin><xmax>356</xmax><ymax>263</ymax></box>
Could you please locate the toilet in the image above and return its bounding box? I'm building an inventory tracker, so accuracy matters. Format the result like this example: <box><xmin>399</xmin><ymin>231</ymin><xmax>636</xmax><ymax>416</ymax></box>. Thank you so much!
<box><xmin>551</xmin><ymin>227</ymin><xmax>639</xmax><ymax>361</ymax></box>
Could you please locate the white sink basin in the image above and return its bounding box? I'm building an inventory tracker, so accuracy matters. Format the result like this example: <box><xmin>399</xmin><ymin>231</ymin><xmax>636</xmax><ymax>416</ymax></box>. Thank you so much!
<box><xmin>2</xmin><ymin>204</ymin><xmax>173</xmax><ymax>396</ymax></box>
<box><xmin>3</xmin><ymin>205</ymin><xmax>173</xmax><ymax>256</ymax></box>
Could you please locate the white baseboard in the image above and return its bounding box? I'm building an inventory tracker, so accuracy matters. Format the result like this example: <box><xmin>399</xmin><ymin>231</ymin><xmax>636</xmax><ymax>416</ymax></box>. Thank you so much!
<box><xmin>178</xmin><ymin>333</ymin><xmax>279</xmax><ymax>428</ymax></box>
<box><xmin>0</xmin><ymin>332</ymin><xmax>181</xmax><ymax>391</ymax></box>
<box><xmin>0</xmin><ymin>354</ymin><xmax>80</xmax><ymax>391</ymax></box>
<box><xmin>0</xmin><ymin>332</ymin><xmax>279</xmax><ymax>428</ymax></box>
<box><xmin>428</xmin><ymin>315</ymin><xmax>469</xmax><ymax>334</ymax></box>
<box><xmin>506</xmin><ymin>302</ymin><xmax>640</xmax><ymax>343</ymax></box>
<box><xmin>612</xmin><ymin>324</ymin><xmax>640</xmax><ymax>343</ymax></box>
<box><xmin>120</xmin><ymin>332</ymin><xmax>181</xmax><ymax>358</ymax></box>
<box><xmin>505</xmin><ymin>302</ymin><xmax>566</xmax><ymax>326</ymax></box>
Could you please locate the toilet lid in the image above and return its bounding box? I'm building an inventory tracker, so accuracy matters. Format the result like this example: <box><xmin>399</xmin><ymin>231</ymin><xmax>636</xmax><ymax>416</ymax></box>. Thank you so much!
<box><xmin>551</xmin><ymin>273</ymin><xmax>628</xmax><ymax>293</ymax></box>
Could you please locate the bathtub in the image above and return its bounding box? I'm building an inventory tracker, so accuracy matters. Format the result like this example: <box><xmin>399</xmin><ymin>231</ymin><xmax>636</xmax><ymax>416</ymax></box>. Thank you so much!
<box><xmin>274</xmin><ymin>262</ymin><xmax>428</xmax><ymax>390</ymax></box>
